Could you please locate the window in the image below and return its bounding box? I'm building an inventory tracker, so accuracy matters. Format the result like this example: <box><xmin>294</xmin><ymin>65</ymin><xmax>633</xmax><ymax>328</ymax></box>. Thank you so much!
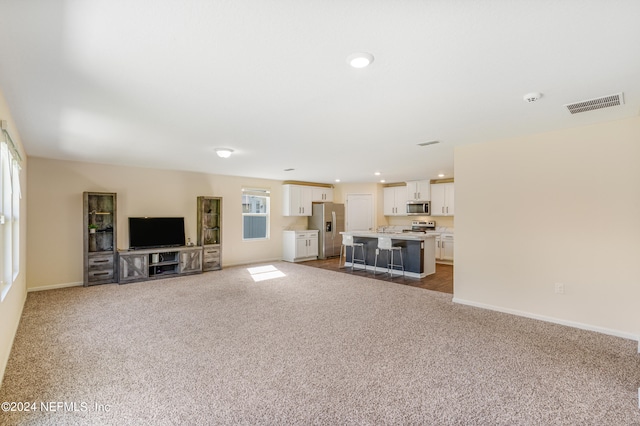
<box><xmin>0</xmin><ymin>134</ymin><xmax>21</xmax><ymax>301</ymax></box>
<box><xmin>242</xmin><ymin>188</ymin><xmax>270</xmax><ymax>240</ymax></box>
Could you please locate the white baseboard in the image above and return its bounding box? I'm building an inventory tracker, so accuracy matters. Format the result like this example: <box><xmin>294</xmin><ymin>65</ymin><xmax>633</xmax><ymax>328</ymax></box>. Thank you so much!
<box><xmin>25</xmin><ymin>260</ymin><xmax>285</xmax><ymax>292</ymax></box>
<box><xmin>28</xmin><ymin>281</ymin><xmax>83</xmax><ymax>292</ymax></box>
<box><xmin>224</xmin><ymin>258</ymin><xmax>284</xmax><ymax>268</ymax></box>
<box><xmin>452</xmin><ymin>297</ymin><xmax>639</xmax><ymax>343</ymax></box>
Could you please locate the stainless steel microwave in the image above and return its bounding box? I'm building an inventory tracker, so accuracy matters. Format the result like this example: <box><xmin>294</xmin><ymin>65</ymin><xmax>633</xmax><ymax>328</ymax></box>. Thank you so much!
<box><xmin>406</xmin><ymin>201</ymin><xmax>430</xmax><ymax>216</ymax></box>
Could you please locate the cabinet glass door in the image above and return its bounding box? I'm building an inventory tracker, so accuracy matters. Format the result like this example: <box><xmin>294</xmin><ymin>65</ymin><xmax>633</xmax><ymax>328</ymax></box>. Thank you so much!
<box><xmin>198</xmin><ymin>197</ymin><xmax>221</xmax><ymax>245</ymax></box>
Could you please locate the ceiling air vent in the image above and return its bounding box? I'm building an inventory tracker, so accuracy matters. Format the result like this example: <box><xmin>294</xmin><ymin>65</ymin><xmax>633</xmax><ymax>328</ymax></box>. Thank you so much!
<box><xmin>564</xmin><ymin>92</ymin><xmax>624</xmax><ymax>115</ymax></box>
<box><xmin>417</xmin><ymin>140</ymin><xmax>440</xmax><ymax>147</ymax></box>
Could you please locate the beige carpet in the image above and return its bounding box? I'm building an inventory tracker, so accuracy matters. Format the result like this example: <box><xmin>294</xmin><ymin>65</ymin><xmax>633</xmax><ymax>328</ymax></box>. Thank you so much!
<box><xmin>1</xmin><ymin>262</ymin><xmax>638</xmax><ymax>425</ymax></box>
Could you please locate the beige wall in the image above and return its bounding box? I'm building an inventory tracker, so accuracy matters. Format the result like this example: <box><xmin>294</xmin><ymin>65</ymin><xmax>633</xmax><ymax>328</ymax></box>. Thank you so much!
<box><xmin>0</xmin><ymin>90</ymin><xmax>28</xmax><ymax>384</ymax></box>
<box><xmin>454</xmin><ymin>116</ymin><xmax>640</xmax><ymax>339</ymax></box>
<box><xmin>27</xmin><ymin>158</ymin><xmax>306</xmax><ymax>290</ymax></box>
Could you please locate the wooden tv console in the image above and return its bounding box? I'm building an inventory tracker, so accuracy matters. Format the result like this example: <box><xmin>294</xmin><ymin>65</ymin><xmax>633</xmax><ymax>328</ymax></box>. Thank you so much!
<box><xmin>117</xmin><ymin>246</ymin><xmax>203</xmax><ymax>284</ymax></box>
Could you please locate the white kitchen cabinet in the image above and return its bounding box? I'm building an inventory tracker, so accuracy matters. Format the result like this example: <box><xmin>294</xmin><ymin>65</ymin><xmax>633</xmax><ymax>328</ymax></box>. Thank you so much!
<box><xmin>311</xmin><ymin>186</ymin><xmax>333</xmax><ymax>202</ymax></box>
<box><xmin>440</xmin><ymin>234</ymin><xmax>454</xmax><ymax>261</ymax></box>
<box><xmin>435</xmin><ymin>234</ymin><xmax>454</xmax><ymax>262</ymax></box>
<box><xmin>430</xmin><ymin>182</ymin><xmax>455</xmax><ymax>216</ymax></box>
<box><xmin>383</xmin><ymin>186</ymin><xmax>408</xmax><ymax>216</ymax></box>
<box><xmin>406</xmin><ymin>180</ymin><xmax>431</xmax><ymax>201</ymax></box>
<box><xmin>282</xmin><ymin>184</ymin><xmax>313</xmax><ymax>216</ymax></box>
<box><xmin>282</xmin><ymin>230</ymin><xmax>319</xmax><ymax>262</ymax></box>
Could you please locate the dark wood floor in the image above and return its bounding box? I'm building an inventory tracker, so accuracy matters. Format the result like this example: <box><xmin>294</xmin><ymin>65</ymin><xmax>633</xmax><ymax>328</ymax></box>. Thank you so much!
<box><xmin>299</xmin><ymin>257</ymin><xmax>453</xmax><ymax>294</ymax></box>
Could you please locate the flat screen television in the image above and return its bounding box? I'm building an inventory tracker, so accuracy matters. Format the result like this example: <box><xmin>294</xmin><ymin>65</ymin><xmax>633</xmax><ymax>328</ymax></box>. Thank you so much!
<box><xmin>129</xmin><ymin>217</ymin><xmax>185</xmax><ymax>250</ymax></box>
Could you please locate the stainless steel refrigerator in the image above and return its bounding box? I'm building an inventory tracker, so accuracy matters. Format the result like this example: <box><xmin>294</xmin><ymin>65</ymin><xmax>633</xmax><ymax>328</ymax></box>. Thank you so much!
<box><xmin>308</xmin><ymin>202</ymin><xmax>345</xmax><ymax>259</ymax></box>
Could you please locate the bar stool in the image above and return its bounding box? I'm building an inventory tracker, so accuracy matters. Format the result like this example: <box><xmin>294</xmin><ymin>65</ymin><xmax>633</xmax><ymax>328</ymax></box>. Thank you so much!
<box><xmin>340</xmin><ymin>234</ymin><xmax>366</xmax><ymax>271</ymax></box>
<box><xmin>374</xmin><ymin>237</ymin><xmax>404</xmax><ymax>278</ymax></box>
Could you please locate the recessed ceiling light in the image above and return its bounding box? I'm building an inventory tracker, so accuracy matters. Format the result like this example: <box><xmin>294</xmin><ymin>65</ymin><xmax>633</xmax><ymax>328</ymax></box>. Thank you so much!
<box><xmin>438</xmin><ymin>173</ymin><xmax>445</xmax><ymax>178</ymax></box>
<box><xmin>215</xmin><ymin>148</ymin><xmax>234</xmax><ymax>158</ymax></box>
<box><xmin>347</xmin><ymin>52</ymin><xmax>374</xmax><ymax>68</ymax></box>
<box><xmin>335</xmin><ymin>179</ymin><xmax>340</xmax><ymax>183</ymax></box>
<box><xmin>374</xmin><ymin>172</ymin><xmax>381</xmax><ymax>176</ymax></box>
<box><xmin>380</xmin><ymin>179</ymin><xmax>386</xmax><ymax>183</ymax></box>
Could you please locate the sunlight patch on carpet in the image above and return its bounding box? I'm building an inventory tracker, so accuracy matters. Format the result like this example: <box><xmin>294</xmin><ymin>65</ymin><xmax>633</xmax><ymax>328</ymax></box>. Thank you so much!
<box><xmin>247</xmin><ymin>265</ymin><xmax>286</xmax><ymax>282</ymax></box>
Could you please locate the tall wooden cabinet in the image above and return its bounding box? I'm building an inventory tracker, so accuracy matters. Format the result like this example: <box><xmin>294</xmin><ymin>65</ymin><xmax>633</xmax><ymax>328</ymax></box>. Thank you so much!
<box><xmin>197</xmin><ymin>196</ymin><xmax>222</xmax><ymax>271</ymax></box>
<box><xmin>83</xmin><ymin>192</ymin><xmax>117</xmax><ymax>286</ymax></box>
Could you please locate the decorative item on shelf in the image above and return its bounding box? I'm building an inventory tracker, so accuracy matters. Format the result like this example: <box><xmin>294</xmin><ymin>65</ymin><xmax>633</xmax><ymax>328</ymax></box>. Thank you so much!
<box><xmin>88</xmin><ymin>224</ymin><xmax>98</xmax><ymax>234</ymax></box>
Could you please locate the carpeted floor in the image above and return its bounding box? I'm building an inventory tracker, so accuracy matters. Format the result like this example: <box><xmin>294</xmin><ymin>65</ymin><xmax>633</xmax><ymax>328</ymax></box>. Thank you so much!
<box><xmin>1</xmin><ymin>262</ymin><xmax>639</xmax><ymax>425</ymax></box>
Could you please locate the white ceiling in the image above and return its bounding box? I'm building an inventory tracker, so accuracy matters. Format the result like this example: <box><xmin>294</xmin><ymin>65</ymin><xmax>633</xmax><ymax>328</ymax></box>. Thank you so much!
<box><xmin>1</xmin><ymin>0</ymin><xmax>639</xmax><ymax>184</ymax></box>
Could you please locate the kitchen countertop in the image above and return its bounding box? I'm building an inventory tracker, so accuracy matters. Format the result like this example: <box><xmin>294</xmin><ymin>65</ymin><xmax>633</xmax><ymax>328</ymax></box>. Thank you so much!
<box><xmin>339</xmin><ymin>231</ymin><xmax>437</xmax><ymax>277</ymax></box>
<box><xmin>340</xmin><ymin>231</ymin><xmax>437</xmax><ymax>241</ymax></box>
<box><xmin>375</xmin><ymin>225</ymin><xmax>454</xmax><ymax>235</ymax></box>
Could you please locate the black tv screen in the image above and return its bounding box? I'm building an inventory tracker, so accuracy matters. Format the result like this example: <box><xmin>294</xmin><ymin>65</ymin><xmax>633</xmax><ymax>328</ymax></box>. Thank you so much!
<box><xmin>129</xmin><ymin>217</ymin><xmax>185</xmax><ymax>249</ymax></box>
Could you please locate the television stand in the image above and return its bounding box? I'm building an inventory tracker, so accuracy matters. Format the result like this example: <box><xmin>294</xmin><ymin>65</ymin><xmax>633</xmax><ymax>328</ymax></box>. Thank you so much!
<box><xmin>118</xmin><ymin>246</ymin><xmax>203</xmax><ymax>284</ymax></box>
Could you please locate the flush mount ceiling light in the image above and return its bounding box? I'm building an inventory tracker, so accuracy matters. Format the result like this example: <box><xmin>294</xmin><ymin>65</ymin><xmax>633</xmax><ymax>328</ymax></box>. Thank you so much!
<box><xmin>347</xmin><ymin>52</ymin><xmax>374</xmax><ymax>68</ymax></box>
<box><xmin>215</xmin><ymin>148</ymin><xmax>234</xmax><ymax>158</ymax></box>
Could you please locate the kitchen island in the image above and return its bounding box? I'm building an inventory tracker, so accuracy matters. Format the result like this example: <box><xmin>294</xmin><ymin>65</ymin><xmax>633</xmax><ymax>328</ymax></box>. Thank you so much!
<box><xmin>340</xmin><ymin>232</ymin><xmax>436</xmax><ymax>278</ymax></box>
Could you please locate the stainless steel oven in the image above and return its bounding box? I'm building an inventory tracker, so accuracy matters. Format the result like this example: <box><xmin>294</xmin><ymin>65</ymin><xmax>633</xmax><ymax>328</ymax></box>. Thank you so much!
<box><xmin>406</xmin><ymin>201</ymin><xmax>430</xmax><ymax>216</ymax></box>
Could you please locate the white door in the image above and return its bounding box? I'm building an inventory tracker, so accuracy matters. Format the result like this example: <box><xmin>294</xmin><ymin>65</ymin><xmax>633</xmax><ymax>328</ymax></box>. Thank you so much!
<box><xmin>346</xmin><ymin>194</ymin><xmax>374</xmax><ymax>231</ymax></box>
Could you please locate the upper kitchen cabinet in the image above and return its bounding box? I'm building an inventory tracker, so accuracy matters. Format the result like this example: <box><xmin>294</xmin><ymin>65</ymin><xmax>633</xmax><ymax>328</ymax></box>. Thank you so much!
<box><xmin>383</xmin><ymin>185</ymin><xmax>408</xmax><ymax>216</ymax></box>
<box><xmin>282</xmin><ymin>184</ymin><xmax>313</xmax><ymax>216</ymax></box>
<box><xmin>431</xmin><ymin>182</ymin><xmax>455</xmax><ymax>216</ymax></box>
<box><xmin>311</xmin><ymin>186</ymin><xmax>333</xmax><ymax>202</ymax></box>
<box><xmin>406</xmin><ymin>180</ymin><xmax>430</xmax><ymax>201</ymax></box>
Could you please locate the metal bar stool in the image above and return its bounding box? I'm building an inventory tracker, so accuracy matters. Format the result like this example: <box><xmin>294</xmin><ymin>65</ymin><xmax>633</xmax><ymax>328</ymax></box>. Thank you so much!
<box><xmin>374</xmin><ymin>236</ymin><xmax>404</xmax><ymax>278</ymax></box>
<box><xmin>340</xmin><ymin>234</ymin><xmax>366</xmax><ymax>271</ymax></box>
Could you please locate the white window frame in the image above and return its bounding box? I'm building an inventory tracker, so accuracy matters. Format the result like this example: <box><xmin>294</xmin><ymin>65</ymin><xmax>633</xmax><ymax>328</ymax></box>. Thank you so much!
<box><xmin>0</xmin><ymin>134</ymin><xmax>21</xmax><ymax>302</ymax></box>
<box><xmin>242</xmin><ymin>188</ymin><xmax>270</xmax><ymax>241</ymax></box>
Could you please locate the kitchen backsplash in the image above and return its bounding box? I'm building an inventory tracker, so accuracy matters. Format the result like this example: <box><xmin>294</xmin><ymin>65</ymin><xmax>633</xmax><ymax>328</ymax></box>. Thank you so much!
<box><xmin>386</xmin><ymin>215</ymin><xmax>454</xmax><ymax>232</ymax></box>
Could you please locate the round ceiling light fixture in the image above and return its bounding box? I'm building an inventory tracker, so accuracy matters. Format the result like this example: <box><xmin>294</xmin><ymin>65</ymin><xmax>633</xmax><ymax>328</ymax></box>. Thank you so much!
<box><xmin>347</xmin><ymin>52</ymin><xmax>374</xmax><ymax>68</ymax></box>
<box><xmin>215</xmin><ymin>148</ymin><xmax>234</xmax><ymax>158</ymax></box>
